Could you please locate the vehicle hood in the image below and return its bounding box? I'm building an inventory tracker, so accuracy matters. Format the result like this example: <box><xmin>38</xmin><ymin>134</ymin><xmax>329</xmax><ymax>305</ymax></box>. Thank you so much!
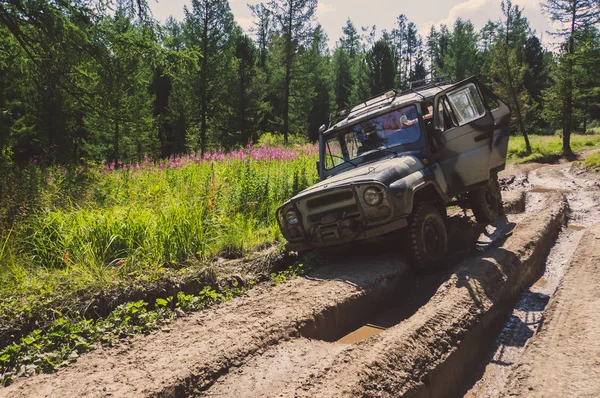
<box><xmin>294</xmin><ymin>155</ymin><xmax>424</xmax><ymax>199</ymax></box>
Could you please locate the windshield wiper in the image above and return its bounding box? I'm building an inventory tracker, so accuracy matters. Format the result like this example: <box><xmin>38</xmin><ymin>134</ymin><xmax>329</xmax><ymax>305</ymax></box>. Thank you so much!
<box><xmin>328</xmin><ymin>154</ymin><xmax>358</xmax><ymax>167</ymax></box>
<box><xmin>360</xmin><ymin>148</ymin><xmax>398</xmax><ymax>158</ymax></box>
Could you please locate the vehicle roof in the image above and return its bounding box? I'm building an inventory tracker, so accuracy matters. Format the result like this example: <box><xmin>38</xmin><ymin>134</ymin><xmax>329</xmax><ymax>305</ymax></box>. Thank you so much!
<box><xmin>325</xmin><ymin>83</ymin><xmax>453</xmax><ymax>135</ymax></box>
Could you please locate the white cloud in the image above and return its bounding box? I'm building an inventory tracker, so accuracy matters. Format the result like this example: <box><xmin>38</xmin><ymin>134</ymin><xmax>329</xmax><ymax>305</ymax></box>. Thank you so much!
<box><xmin>236</xmin><ymin>16</ymin><xmax>253</xmax><ymax>32</ymax></box>
<box><xmin>445</xmin><ymin>0</ymin><xmax>488</xmax><ymax>24</ymax></box>
<box><xmin>317</xmin><ymin>2</ymin><xmax>336</xmax><ymax>15</ymax></box>
<box><xmin>420</xmin><ymin>0</ymin><xmax>488</xmax><ymax>35</ymax></box>
<box><xmin>417</xmin><ymin>0</ymin><xmax>555</xmax><ymax>49</ymax></box>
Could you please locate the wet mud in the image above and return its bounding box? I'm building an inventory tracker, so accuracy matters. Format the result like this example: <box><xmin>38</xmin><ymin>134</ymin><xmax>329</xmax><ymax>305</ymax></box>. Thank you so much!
<box><xmin>466</xmin><ymin>161</ymin><xmax>600</xmax><ymax>397</ymax></box>
<box><xmin>503</xmin><ymin>223</ymin><xmax>600</xmax><ymax>397</ymax></box>
<box><xmin>4</xmin><ymin>160</ymin><xmax>597</xmax><ymax>398</ymax></box>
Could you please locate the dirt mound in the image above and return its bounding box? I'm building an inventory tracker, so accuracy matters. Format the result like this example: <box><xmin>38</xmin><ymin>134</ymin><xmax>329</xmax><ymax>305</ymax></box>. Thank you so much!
<box><xmin>1</xmin><ymin>193</ymin><xmax>567</xmax><ymax>398</ymax></box>
<box><xmin>502</xmin><ymin>223</ymin><xmax>600</xmax><ymax>398</ymax></box>
<box><xmin>0</xmin><ymin>255</ymin><xmax>406</xmax><ymax>398</ymax></box>
<box><xmin>280</xmin><ymin>193</ymin><xmax>566</xmax><ymax>398</ymax></box>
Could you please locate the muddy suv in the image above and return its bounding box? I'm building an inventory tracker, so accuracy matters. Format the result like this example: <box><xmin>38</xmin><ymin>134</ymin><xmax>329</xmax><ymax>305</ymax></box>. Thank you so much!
<box><xmin>277</xmin><ymin>77</ymin><xmax>511</xmax><ymax>271</ymax></box>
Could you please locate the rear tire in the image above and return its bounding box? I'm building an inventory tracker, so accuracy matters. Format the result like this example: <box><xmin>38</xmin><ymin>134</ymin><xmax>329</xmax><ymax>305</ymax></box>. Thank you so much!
<box><xmin>407</xmin><ymin>204</ymin><xmax>448</xmax><ymax>273</ymax></box>
<box><xmin>468</xmin><ymin>175</ymin><xmax>503</xmax><ymax>224</ymax></box>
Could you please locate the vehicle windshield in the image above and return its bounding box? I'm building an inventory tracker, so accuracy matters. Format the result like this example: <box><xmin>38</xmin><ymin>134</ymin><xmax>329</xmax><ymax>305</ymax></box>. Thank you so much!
<box><xmin>323</xmin><ymin>105</ymin><xmax>422</xmax><ymax>170</ymax></box>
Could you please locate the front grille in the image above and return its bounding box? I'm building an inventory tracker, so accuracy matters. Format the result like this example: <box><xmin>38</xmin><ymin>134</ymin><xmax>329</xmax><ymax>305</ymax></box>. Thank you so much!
<box><xmin>306</xmin><ymin>191</ymin><xmax>354</xmax><ymax>209</ymax></box>
<box><xmin>307</xmin><ymin>205</ymin><xmax>360</xmax><ymax>223</ymax></box>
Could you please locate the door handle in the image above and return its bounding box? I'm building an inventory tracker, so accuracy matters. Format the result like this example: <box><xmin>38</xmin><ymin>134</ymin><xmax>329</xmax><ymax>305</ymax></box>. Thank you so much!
<box><xmin>474</xmin><ymin>132</ymin><xmax>491</xmax><ymax>142</ymax></box>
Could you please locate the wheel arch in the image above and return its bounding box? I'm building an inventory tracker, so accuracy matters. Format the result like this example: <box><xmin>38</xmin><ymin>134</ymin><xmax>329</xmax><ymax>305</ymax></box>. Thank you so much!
<box><xmin>413</xmin><ymin>183</ymin><xmax>448</xmax><ymax>218</ymax></box>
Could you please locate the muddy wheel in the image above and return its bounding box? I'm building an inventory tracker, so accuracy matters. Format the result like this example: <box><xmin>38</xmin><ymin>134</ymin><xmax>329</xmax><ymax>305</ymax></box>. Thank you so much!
<box><xmin>468</xmin><ymin>175</ymin><xmax>503</xmax><ymax>224</ymax></box>
<box><xmin>408</xmin><ymin>204</ymin><xmax>448</xmax><ymax>273</ymax></box>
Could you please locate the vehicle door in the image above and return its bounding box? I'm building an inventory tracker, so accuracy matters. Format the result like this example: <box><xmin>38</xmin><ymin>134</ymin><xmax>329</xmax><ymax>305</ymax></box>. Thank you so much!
<box><xmin>432</xmin><ymin>78</ymin><xmax>495</xmax><ymax>194</ymax></box>
<box><xmin>479</xmin><ymin>84</ymin><xmax>512</xmax><ymax>173</ymax></box>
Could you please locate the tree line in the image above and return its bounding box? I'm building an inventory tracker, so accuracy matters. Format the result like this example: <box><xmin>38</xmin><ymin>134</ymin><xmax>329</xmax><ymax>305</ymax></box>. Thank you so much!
<box><xmin>1</xmin><ymin>0</ymin><xmax>599</xmax><ymax>168</ymax></box>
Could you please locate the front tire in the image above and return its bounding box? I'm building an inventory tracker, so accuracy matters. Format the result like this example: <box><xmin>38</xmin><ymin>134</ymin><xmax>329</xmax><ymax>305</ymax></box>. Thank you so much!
<box><xmin>407</xmin><ymin>204</ymin><xmax>448</xmax><ymax>273</ymax></box>
<box><xmin>468</xmin><ymin>175</ymin><xmax>503</xmax><ymax>224</ymax></box>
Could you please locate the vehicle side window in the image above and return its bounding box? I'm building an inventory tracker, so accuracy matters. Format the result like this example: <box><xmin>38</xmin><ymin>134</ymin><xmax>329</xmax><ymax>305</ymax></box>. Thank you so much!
<box><xmin>441</xmin><ymin>98</ymin><xmax>459</xmax><ymax>130</ymax></box>
<box><xmin>446</xmin><ymin>83</ymin><xmax>486</xmax><ymax>126</ymax></box>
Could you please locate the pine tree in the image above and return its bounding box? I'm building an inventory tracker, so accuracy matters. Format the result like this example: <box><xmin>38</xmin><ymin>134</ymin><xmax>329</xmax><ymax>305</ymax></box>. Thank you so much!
<box><xmin>366</xmin><ymin>39</ymin><xmax>396</xmax><ymax>94</ymax></box>
<box><xmin>404</xmin><ymin>22</ymin><xmax>418</xmax><ymax>84</ymax></box>
<box><xmin>227</xmin><ymin>32</ymin><xmax>267</xmax><ymax>146</ymax></box>
<box><xmin>249</xmin><ymin>3</ymin><xmax>271</xmax><ymax>69</ymax></box>
<box><xmin>479</xmin><ymin>20</ymin><xmax>499</xmax><ymax>86</ymax></box>
<box><xmin>266</xmin><ymin>0</ymin><xmax>317</xmax><ymax>144</ymax></box>
<box><xmin>305</xmin><ymin>25</ymin><xmax>331</xmax><ymax>142</ymax></box>
<box><xmin>523</xmin><ymin>35</ymin><xmax>550</xmax><ymax>132</ymax></box>
<box><xmin>425</xmin><ymin>26</ymin><xmax>439</xmax><ymax>79</ymax></box>
<box><xmin>491</xmin><ymin>0</ymin><xmax>532</xmax><ymax>153</ymax></box>
<box><xmin>446</xmin><ymin>18</ymin><xmax>480</xmax><ymax>80</ymax></box>
<box><xmin>392</xmin><ymin>15</ymin><xmax>407</xmax><ymax>86</ymax></box>
<box><xmin>184</xmin><ymin>0</ymin><xmax>234</xmax><ymax>155</ymax></box>
<box><xmin>332</xmin><ymin>48</ymin><xmax>353</xmax><ymax>110</ymax></box>
<box><xmin>340</xmin><ymin>18</ymin><xmax>361</xmax><ymax>58</ymax></box>
<box><xmin>541</xmin><ymin>0</ymin><xmax>600</xmax><ymax>154</ymax></box>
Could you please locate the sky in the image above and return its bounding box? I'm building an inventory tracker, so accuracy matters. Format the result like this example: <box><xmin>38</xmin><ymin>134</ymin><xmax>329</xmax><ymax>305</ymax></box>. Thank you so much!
<box><xmin>148</xmin><ymin>0</ymin><xmax>558</xmax><ymax>50</ymax></box>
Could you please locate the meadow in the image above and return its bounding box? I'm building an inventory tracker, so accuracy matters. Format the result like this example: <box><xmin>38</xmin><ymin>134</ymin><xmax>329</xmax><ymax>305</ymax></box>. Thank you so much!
<box><xmin>3</xmin><ymin>133</ymin><xmax>600</xmax><ymax>308</ymax></box>
<box><xmin>507</xmin><ymin>133</ymin><xmax>600</xmax><ymax>163</ymax></box>
<box><xmin>0</xmin><ymin>144</ymin><xmax>319</xmax><ymax>300</ymax></box>
<box><xmin>2</xmin><ymin>133</ymin><xmax>600</xmax><ymax>383</ymax></box>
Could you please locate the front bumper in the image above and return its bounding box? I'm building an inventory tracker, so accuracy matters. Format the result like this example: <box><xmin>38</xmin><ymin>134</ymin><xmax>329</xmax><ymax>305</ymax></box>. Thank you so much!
<box><xmin>278</xmin><ymin>182</ymin><xmax>406</xmax><ymax>251</ymax></box>
<box><xmin>284</xmin><ymin>216</ymin><xmax>408</xmax><ymax>252</ymax></box>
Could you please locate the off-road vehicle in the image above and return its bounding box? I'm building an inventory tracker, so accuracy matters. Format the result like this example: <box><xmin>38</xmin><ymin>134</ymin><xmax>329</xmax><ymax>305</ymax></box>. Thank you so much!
<box><xmin>277</xmin><ymin>77</ymin><xmax>511</xmax><ymax>271</ymax></box>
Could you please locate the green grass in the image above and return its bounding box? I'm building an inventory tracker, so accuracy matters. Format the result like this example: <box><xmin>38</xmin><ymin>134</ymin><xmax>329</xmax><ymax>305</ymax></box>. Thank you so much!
<box><xmin>583</xmin><ymin>151</ymin><xmax>600</xmax><ymax>168</ymax></box>
<box><xmin>0</xmin><ymin>258</ymin><xmax>314</xmax><ymax>386</ymax></box>
<box><xmin>0</xmin><ymin>144</ymin><xmax>319</xmax><ymax>383</ymax></box>
<box><xmin>507</xmin><ymin>134</ymin><xmax>600</xmax><ymax>164</ymax></box>
<box><xmin>0</xmin><ymin>145</ymin><xmax>318</xmax><ymax>345</ymax></box>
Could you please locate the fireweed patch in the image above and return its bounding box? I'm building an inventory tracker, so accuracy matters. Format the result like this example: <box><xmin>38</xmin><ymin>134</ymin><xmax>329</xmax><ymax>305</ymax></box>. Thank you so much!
<box><xmin>0</xmin><ymin>143</ymin><xmax>318</xmax><ymax>372</ymax></box>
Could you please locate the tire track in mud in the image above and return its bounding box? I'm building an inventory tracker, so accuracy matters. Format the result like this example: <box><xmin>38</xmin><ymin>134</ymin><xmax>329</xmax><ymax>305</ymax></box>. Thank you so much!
<box><xmin>0</xmin><ymin>257</ymin><xmax>408</xmax><ymax>398</ymax></box>
<box><xmin>197</xmin><ymin>194</ymin><xmax>565</xmax><ymax>398</ymax></box>
<box><xmin>466</xmin><ymin>163</ymin><xmax>600</xmax><ymax>397</ymax></box>
<box><xmin>1</xmin><ymin>179</ymin><xmax>569</xmax><ymax>398</ymax></box>
<box><xmin>502</xmin><ymin>223</ymin><xmax>600</xmax><ymax>397</ymax></box>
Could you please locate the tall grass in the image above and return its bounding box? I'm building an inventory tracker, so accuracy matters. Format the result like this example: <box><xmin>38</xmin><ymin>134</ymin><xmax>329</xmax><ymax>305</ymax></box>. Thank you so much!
<box><xmin>583</xmin><ymin>151</ymin><xmax>600</xmax><ymax>168</ymax></box>
<box><xmin>508</xmin><ymin>134</ymin><xmax>600</xmax><ymax>163</ymax></box>
<box><xmin>0</xmin><ymin>144</ymin><xmax>318</xmax><ymax>300</ymax></box>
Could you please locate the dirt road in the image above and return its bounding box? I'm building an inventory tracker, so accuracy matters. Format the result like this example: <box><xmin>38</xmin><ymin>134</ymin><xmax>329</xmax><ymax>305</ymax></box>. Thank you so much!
<box><xmin>503</xmin><ymin>223</ymin><xmax>600</xmax><ymax>397</ymax></box>
<box><xmin>466</xmin><ymin>161</ymin><xmax>600</xmax><ymax>397</ymax></box>
<box><xmin>1</xmin><ymin>196</ymin><xmax>566</xmax><ymax>397</ymax></box>
<box><xmin>2</xmin><ymin>160</ymin><xmax>600</xmax><ymax>398</ymax></box>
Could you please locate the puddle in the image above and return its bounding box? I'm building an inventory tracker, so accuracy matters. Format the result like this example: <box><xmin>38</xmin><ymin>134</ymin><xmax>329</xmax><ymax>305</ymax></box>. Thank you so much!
<box><xmin>337</xmin><ymin>300</ymin><xmax>421</xmax><ymax>344</ymax></box>
<box><xmin>337</xmin><ymin>324</ymin><xmax>386</xmax><ymax>344</ymax></box>
<box><xmin>335</xmin><ymin>217</ymin><xmax>516</xmax><ymax>345</ymax></box>
<box><xmin>534</xmin><ymin>277</ymin><xmax>547</xmax><ymax>288</ymax></box>
<box><xmin>335</xmin><ymin>303</ymin><xmax>419</xmax><ymax>344</ymax></box>
<box><xmin>568</xmin><ymin>224</ymin><xmax>585</xmax><ymax>231</ymax></box>
<box><xmin>529</xmin><ymin>186</ymin><xmax>574</xmax><ymax>194</ymax></box>
<box><xmin>334</xmin><ymin>273</ymin><xmax>444</xmax><ymax>344</ymax></box>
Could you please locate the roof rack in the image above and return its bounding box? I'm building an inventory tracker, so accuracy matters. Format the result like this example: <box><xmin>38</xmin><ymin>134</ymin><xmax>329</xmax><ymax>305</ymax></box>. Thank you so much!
<box><xmin>327</xmin><ymin>76</ymin><xmax>454</xmax><ymax>129</ymax></box>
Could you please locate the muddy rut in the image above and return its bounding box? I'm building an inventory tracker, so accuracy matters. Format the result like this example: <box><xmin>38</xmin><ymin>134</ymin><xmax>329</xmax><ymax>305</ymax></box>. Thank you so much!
<box><xmin>466</xmin><ymin>161</ymin><xmax>600</xmax><ymax>398</ymax></box>
<box><xmin>4</xmin><ymin>161</ymin><xmax>600</xmax><ymax>398</ymax></box>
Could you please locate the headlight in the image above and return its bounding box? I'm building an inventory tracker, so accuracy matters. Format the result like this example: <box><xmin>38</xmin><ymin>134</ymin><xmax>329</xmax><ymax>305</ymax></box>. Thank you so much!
<box><xmin>285</xmin><ymin>209</ymin><xmax>300</xmax><ymax>225</ymax></box>
<box><xmin>364</xmin><ymin>187</ymin><xmax>384</xmax><ymax>206</ymax></box>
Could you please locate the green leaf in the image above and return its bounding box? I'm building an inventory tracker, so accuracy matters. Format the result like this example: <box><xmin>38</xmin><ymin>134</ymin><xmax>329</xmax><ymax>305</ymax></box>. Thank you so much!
<box><xmin>155</xmin><ymin>298</ymin><xmax>168</xmax><ymax>307</ymax></box>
